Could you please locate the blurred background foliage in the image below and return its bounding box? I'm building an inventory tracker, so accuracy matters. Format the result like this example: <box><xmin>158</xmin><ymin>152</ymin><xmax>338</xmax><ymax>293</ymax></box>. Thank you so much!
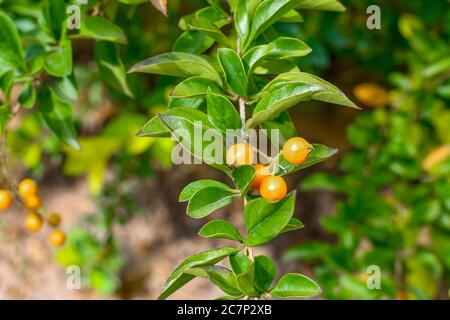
<box><xmin>0</xmin><ymin>0</ymin><xmax>449</xmax><ymax>297</ymax></box>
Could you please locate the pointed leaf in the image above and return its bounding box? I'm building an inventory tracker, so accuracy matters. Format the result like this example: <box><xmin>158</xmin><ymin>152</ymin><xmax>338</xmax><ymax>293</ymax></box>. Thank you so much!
<box><xmin>171</xmin><ymin>77</ymin><xmax>222</xmax><ymax>99</ymax></box>
<box><xmin>207</xmin><ymin>91</ymin><xmax>242</xmax><ymax>133</ymax></box>
<box><xmin>187</xmin><ymin>187</ymin><xmax>237</xmax><ymax>218</ymax></box>
<box><xmin>180</xmin><ymin>179</ymin><xmax>233</xmax><ymax>202</ymax></box>
<box><xmin>189</xmin><ymin>18</ymin><xmax>231</xmax><ymax>47</ymax></box>
<box><xmin>0</xmin><ymin>11</ymin><xmax>25</xmax><ymax>71</ymax></box>
<box><xmin>71</xmin><ymin>16</ymin><xmax>127</xmax><ymax>44</ymax></box>
<box><xmin>296</xmin><ymin>0</ymin><xmax>345</xmax><ymax>12</ymax></box>
<box><xmin>232</xmin><ymin>165</ymin><xmax>256</xmax><ymax>198</ymax></box>
<box><xmin>281</xmin><ymin>218</ymin><xmax>304</xmax><ymax>233</ymax></box>
<box><xmin>186</xmin><ymin>266</ymin><xmax>242</xmax><ymax>296</ymax></box>
<box><xmin>271</xmin><ymin>273</ymin><xmax>321</xmax><ymax>298</ymax></box>
<box><xmin>254</xmin><ymin>255</ymin><xmax>277</xmax><ymax>292</ymax></box>
<box><xmin>218</xmin><ymin>48</ymin><xmax>248</xmax><ymax>97</ymax></box>
<box><xmin>199</xmin><ymin>219</ymin><xmax>243</xmax><ymax>242</ymax></box>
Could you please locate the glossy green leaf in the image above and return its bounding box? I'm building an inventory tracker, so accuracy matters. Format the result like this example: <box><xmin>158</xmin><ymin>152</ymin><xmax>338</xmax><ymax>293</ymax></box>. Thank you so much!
<box><xmin>0</xmin><ymin>11</ymin><xmax>25</xmax><ymax>71</ymax></box>
<box><xmin>243</xmin><ymin>37</ymin><xmax>312</xmax><ymax>74</ymax></box>
<box><xmin>232</xmin><ymin>165</ymin><xmax>256</xmax><ymax>198</ymax></box>
<box><xmin>187</xmin><ymin>187</ymin><xmax>237</xmax><ymax>218</ymax></box>
<box><xmin>171</xmin><ymin>77</ymin><xmax>222</xmax><ymax>99</ymax></box>
<box><xmin>246</xmin><ymin>82</ymin><xmax>326</xmax><ymax>128</ymax></box>
<box><xmin>235</xmin><ymin>0</ymin><xmax>261</xmax><ymax>47</ymax></box>
<box><xmin>280</xmin><ymin>10</ymin><xmax>304</xmax><ymax>22</ymax></box>
<box><xmin>260</xmin><ymin>111</ymin><xmax>297</xmax><ymax>143</ymax></box>
<box><xmin>43</xmin><ymin>0</ymin><xmax>66</xmax><ymax>41</ymax></box>
<box><xmin>43</xmin><ymin>40</ymin><xmax>72</xmax><ymax>77</ymax></box>
<box><xmin>229</xmin><ymin>252</ymin><xmax>252</xmax><ymax>275</ymax></box>
<box><xmin>271</xmin><ymin>273</ymin><xmax>321</xmax><ymax>297</ymax></box>
<box><xmin>186</xmin><ymin>266</ymin><xmax>242</xmax><ymax>296</ymax></box>
<box><xmin>95</xmin><ymin>41</ymin><xmax>133</xmax><ymax>98</ymax></box>
<box><xmin>254</xmin><ymin>255</ymin><xmax>277</xmax><ymax>292</ymax></box>
<box><xmin>217</xmin><ymin>48</ymin><xmax>248</xmax><ymax>97</ymax></box>
<box><xmin>180</xmin><ymin>179</ymin><xmax>233</xmax><ymax>202</ymax></box>
<box><xmin>199</xmin><ymin>219</ymin><xmax>243</xmax><ymax>242</ymax></box>
<box><xmin>244</xmin><ymin>192</ymin><xmax>296</xmax><ymax>246</ymax></box>
<box><xmin>275</xmin><ymin>144</ymin><xmax>338</xmax><ymax>175</ymax></box>
<box><xmin>158</xmin><ymin>273</ymin><xmax>195</xmax><ymax>300</ymax></box>
<box><xmin>38</xmin><ymin>86</ymin><xmax>79</xmax><ymax>149</ymax></box>
<box><xmin>71</xmin><ymin>16</ymin><xmax>127</xmax><ymax>44</ymax></box>
<box><xmin>160</xmin><ymin>246</ymin><xmax>243</xmax><ymax>299</ymax></box>
<box><xmin>129</xmin><ymin>52</ymin><xmax>222</xmax><ymax>84</ymax></box>
<box><xmin>173</xmin><ymin>30</ymin><xmax>215</xmax><ymax>54</ymax></box>
<box><xmin>280</xmin><ymin>218</ymin><xmax>304</xmax><ymax>233</ymax></box>
<box><xmin>296</xmin><ymin>0</ymin><xmax>345</xmax><ymax>11</ymax></box>
<box><xmin>189</xmin><ymin>18</ymin><xmax>231</xmax><ymax>47</ymax></box>
<box><xmin>137</xmin><ymin>108</ymin><xmax>209</xmax><ymax>138</ymax></box>
<box><xmin>207</xmin><ymin>91</ymin><xmax>242</xmax><ymax>133</ymax></box>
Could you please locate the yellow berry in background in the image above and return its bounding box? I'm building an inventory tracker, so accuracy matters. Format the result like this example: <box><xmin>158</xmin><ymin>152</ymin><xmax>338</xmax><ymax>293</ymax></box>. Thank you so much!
<box><xmin>47</xmin><ymin>213</ymin><xmax>62</xmax><ymax>227</ymax></box>
<box><xmin>49</xmin><ymin>230</ymin><xmax>65</xmax><ymax>246</ymax></box>
<box><xmin>354</xmin><ymin>83</ymin><xmax>389</xmax><ymax>108</ymax></box>
<box><xmin>282</xmin><ymin>137</ymin><xmax>313</xmax><ymax>165</ymax></box>
<box><xmin>24</xmin><ymin>213</ymin><xmax>43</xmax><ymax>232</ymax></box>
<box><xmin>24</xmin><ymin>195</ymin><xmax>41</xmax><ymax>210</ymax></box>
<box><xmin>0</xmin><ymin>189</ymin><xmax>13</xmax><ymax>211</ymax></box>
<box><xmin>18</xmin><ymin>178</ymin><xmax>38</xmax><ymax>199</ymax></box>
<box><xmin>226</xmin><ymin>143</ymin><xmax>254</xmax><ymax>166</ymax></box>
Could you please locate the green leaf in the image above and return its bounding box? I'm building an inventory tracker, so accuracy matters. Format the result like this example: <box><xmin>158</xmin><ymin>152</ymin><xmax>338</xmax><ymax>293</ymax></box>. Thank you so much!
<box><xmin>243</xmin><ymin>37</ymin><xmax>312</xmax><ymax>75</ymax></box>
<box><xmin>95</xmin><ymin>41</ymin><xmax>133</xmax><ymax>98</ymax></box>
<box><xmin>43</xmin><ymin>0</ymin><xmax>66</xmax><ymax>41</ymax></box>
<box><xmin>262</xmin><ymin>72</ymin><xmax>359</xmax><ymax>109</ymax></box>
<box><xmin>232</xmin><ymin>165</ymin><xmax>256</xmax><ymax>198</ymax></box>
<box><xmin>296</xmin><ymin>0</ymin><xmax>345</xmax><ymax>11</ymax></box>
<box><xmin>187</xmin><ymin>187</ymin><xmax>237</xmax><ymax>218</ymax></box>
<box><xmin>199</xmin><ymin>219</ymin><xmax>243</xmax><ymax>242</ymax></box>
<box><xmin>271</xmin><ymin>273</ymin><xmax>321</xmax><ymax>298</ymax></box>
<box><xmin>186</xmin><ymin>266</ymin><xmax>242</xmax><ymax>296</ymax></box>
<box><xmin>254</xmin><ymin>255</ymin><xmax>277</xmax><ymax>292</ymax></box>
<box><xmin>244</xmin><ymin>192</ymin><xmax>296</xmax><ymax>247</ymax></box>
<box><xmin>300</xmin><ymin>172</ymin><xmax>344</xmax><ymax>192</ymax></box>
<box><xmin>171</xmin><ymin>77</ymin><xmax>222</xmax><ymax>98</ymax></box>
<box><xmin>179</xmin><ymin>179</ymin><xmax>233</xmax><ymax>202</ymax></box>
<box><xmin>246</xmin><ymin>82</ymin><xmax>326</xmax><ymax>128</ymax></box>
<box><xmin>158</xmin><ymin>273</ymin><xmax>196</xmax><ymax>300</ymax></box>
<box><xmin>275</xmin><ymin>144</ymin><xmax>338</xmax><ymax>175</ymax></box>
<box><xmin>217</xmin><ymin>48</ymin><xmax>248</xmax><ymax>97</ymax></box>
<box><xmin>245</xmin><ymin>0</ymin><xmax>303</xmax><ymax>48</ymax></box>
<box><xmin>206</xmin><ymin>91</ymin><xmax>242</xmax><ymax>133</ymax></box>
<box><xmin>423</xmin><ymin>57</ymin><xmax>450</xmax><ymax>78</ymax></box>
<box><xmin>0</xmin><ymin>11</ymin><xmax>25</xmax><ymax>71</ymax></box>
<box><xmin>260</xmin><ymin>111</ymin><xmax>297</xmax><ymax>143</ymax></box>
<box><xmin>235</xmin><ymin>0</ymin><xmax>260</xmax><ymax>47</ymax></box>
<box><xmin>253</xmin><ymin>60</ymin><xmax>299</xmax><ymax>75</ymax></box>
<box><xmin>137</xmin><ymin>108</ymin><xmax>209</xmax><ymax>138</ymax></box>
<box><xmin>129</xmin><ymin>52</ymin><xmax>222</xmax><ymax>85</ymax></box>
<box><xmin>281</xmin><ymin>218</ymin><xmax>304</xmax><ymax>233</ymax></box>
<box><xmin>280</xmin><ymin>10</ymin><xmax>304</xmax><ymax>22</ymax></box>
<box><xmin>38</xmin><ymin>86</ymin><xmax>79</xmax><ymax>149</ymax></box>
<box><xmin>71</xmin><ymin>16</ymin><xmax>127</xmax><ymax>44</ymax></box>
<box><xmin>18</xmin><ymin>81</ymin><xmax>36</xmax><ymax>109</ymax></box>
<box><xmin>189</xmin><ymin>18</ymin><xmax>231</xmax><ymax>47</ymax></box>
<box><xmin>158</xmin><ymin>112</ymin><xmax>226</xmax><ymax>164</ymax></box>
<box><xmin>43</xmin><ymin>40</ymin><xmax>72</xmax><ymax>77</ymax></box>
<box><xmin>173</xmin><ymin>30</ymin><xmax>215</xmax><ymax>54</ymax></box>
<box><xmin>160</xmin><ymin>246</ymin><xmax>243</xmax><ymax>299</ymax></box>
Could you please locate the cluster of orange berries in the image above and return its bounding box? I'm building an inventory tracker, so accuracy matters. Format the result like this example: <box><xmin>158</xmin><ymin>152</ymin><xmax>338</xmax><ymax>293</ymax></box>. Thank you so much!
<box><xmin>227</xmin><ymin>137</ymin><xmax>313</xmax><ymax>201</ymax></box>
<box><xmin>0</xmin><ymin>179</ymin><xmax>65</xmax><ymax>246</ymax></box>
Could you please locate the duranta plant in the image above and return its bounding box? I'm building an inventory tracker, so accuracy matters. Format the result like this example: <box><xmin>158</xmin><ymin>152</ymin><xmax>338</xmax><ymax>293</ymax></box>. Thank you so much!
<box><xmin>131</xmin><ymin>0</ymin><xmax>357</xmax><ymax>300</ymax></box>
<box><xmin>287</xmin><ymin>14</ymin><xmax>450</xmax><ymax>299</ymax></box>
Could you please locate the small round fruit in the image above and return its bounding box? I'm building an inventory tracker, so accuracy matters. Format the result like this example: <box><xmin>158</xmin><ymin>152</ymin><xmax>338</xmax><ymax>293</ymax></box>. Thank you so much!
<box><xmin>18</xmin><ymin>178</ymin><xmax>38</xmax><ymax>199</ymax></box>
<box><xmin>47</xmin><ymin>213</ymin><xmax>61</xmax><ymax>227</ymax></box>
<box><xmin>251</xmin><ymin>164</ymin><xmax>271</xmax><ymax>189</ymax></box>
<box><xmin>260</xmin><ymin>176</ymin><xmax>287</xmax><ymax>201</ymax></box>
<box><xmin>49</xmin><ymin>230</ymin><xmax>65</xmax><ymax>246</ymax></box>
<box><xmin>24</xmin><ymin>195</ymin><xmax>41</xmax><ymax>210</ymax></box>
<box><xmin>226</xmin><ymin>143</ymin><xmax>254</xmax><ymax>166</ymax></box>
<box><xmin>282</xmin><ymin>137</ymin><xmax>313</xmax><ymax>165</ymax></box>
<box><xmin>0</xmin><ymin>189</ymin><xmax>13</xmax><ymax>211</ymax></box>
<box><xmin>25</xmin><ymin>213</ymin><xmax>43</xmax><ymax>232</ymax></box>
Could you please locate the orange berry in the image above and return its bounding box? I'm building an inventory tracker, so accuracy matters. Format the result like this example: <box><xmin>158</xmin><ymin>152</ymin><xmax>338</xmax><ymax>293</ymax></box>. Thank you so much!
<box><xmin>226</xmin><ymin>143</ymin><xmax>254</xmax><ymax>166</ymax></box>
<box><xmin>353</xmin><ymin>83</ymin><xmax>389</xmax><ymax>108</ymax></box>
<box><xmin>47</xmin><ymin>213</ymin><xmax>61</xmax><ymax>227</ymax></box>
<box><xmin>260</xmin><ymin>176</ymin><xmax>287</xmax><ymax>201</ymax></box>
<box><xmin>282</xmin><ymin>137</ymin><xmax>313</xmax><ymax>165</ymax></box>
<box><xmin>24</xmin><ymin>195</ymin><xmax>41</xmax><ymax>210</ymax></box>
<box><xmin>0</xmin><ymin>189</ymin><xmax>13</xmax><ymax>211</ymax></box>
<box><xmin>251</xmin><ymin>164</ymin><xmax>271</xmax><ymax>189</ymax></box>
<box><xmin>49</xmin><ymin>230</ymin><xmax>65</xmax><ymax>246</ymax></box>
<box><xmin>24</xmin><ymin>213</ymin><xmax>43</xmax><ymax>232</ymax></box>
<box><xmin>18</xmin><ymin>178</ymin><xmax>38</xmax><ymax>199</ymax></box>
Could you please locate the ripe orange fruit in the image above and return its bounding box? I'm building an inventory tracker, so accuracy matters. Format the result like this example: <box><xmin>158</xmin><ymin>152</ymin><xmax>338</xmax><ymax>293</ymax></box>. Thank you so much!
<box><xmin>18</xmin><ymin>178</ymin><xmax>38</xmax><ymax>199</ymax></box>
<box><xmin>226</xmin><ymin>143</ymin><xmax>254</xmax><ymax>166</ymax></box>
<box><xmin>49</xmin><ymin>230</ymin><xmax>65</xmax><ymax>246</ymax></box>
<box><xmin>24</xmin><ymin>195</ymin><xmax>41</xmax><ymax>210</ymax></box>
<box><xmin>353</xmin><ymin>83</ymin><xmax>389</xmax><ymax>108</ymax></box>
<box><xmin>251</xmin><ymin>164</ymin><xmax>271</xmax><ymax>189</ymax></box>
<box><xmin>0</xmin><ymin>189</ymin><xmax>13</xmax><ymax>211</ymax></box>
<box><xmin>24</xmin><ymin>213</ymin><xmax>43</xmax><ymax>232</ymax></box>
<box><xmin>260</xmin><ymin>176</ymin><xmax>287</xmax><ymax>201</ymax></box>
<box><xmin>47</xmin><ymin>213</ymin><xmax>61</xmax><ymax>227</ymax></box>
<box><xmin>282</xmin><ymin>137</ymin><xmax>313</xmax><ymax>165</ymax></box>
